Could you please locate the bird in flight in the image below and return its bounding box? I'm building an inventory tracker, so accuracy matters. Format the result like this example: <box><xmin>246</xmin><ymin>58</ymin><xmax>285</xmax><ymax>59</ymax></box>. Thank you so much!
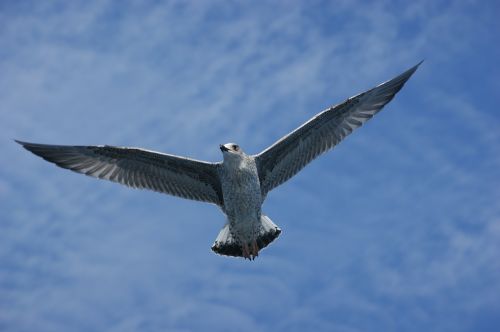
<box><xmin>17</xmin><ymin>62</ymin><xmax>421</xmax><ymax>260</ymax></box>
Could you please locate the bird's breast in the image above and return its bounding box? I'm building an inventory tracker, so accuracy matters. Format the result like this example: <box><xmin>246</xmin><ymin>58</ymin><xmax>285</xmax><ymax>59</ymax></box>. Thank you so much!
<box><xmin>221</xmin><ymin>160</ymin><xmax>262</xmax><ymax>223</ymax></box>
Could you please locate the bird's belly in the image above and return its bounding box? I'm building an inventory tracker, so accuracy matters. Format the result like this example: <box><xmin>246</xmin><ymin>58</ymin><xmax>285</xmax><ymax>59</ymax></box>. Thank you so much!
<box><xmin>224</xmin><ymin>183</ymin><xmax>261</xmax><ymax>220</ymax></box>
<box><xmin>222</xmin><ymin>174</ymin><xmax>262</xmax><ymax>228</ymax></box>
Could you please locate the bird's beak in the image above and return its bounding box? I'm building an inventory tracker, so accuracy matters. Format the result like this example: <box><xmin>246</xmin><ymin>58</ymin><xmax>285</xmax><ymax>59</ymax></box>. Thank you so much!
<box><xmin>220</xmin><ymin>144</ymin><xmax>229</xmax><ymax>152</ymax></box>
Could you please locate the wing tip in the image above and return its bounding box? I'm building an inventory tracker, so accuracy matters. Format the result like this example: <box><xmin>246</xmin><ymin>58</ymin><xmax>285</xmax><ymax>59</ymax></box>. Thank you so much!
<box><xmin>375</xmin><ymin>60</ymin><xmax>423</xmax><ymax>94</ymax></box>
<box><xmin>401</xmin><ymin>60</ymin><xmax>424</xmax><ymax>80</ymax></box>
<box><xmin>14</xmin><ymin>139</ymin><xmax>26</xmax><ymax>145</ymax></box>
<box><xmin>14</xmin><ymin>139</ymin><xmax>36</xmax><ymax>152</ymax></box>
<box><xmin>14</xmin><ymin>139</ymin><xmax>51</xmax><ymax>152</ymax></box>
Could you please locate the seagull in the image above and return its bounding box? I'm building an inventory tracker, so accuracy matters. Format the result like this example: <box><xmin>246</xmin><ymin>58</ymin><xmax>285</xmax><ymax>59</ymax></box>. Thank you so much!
<box><xmin>17</xmin><ymin>62</ymin><xmax>421</xmax><ymax>260</ymax></box>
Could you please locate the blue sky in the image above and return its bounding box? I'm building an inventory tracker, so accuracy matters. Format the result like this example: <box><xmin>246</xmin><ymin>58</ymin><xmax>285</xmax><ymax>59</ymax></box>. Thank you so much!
<box><xmin>1</xmin><ymin>1</ymin><xmax>499</xmax><ymax>331</ymax></box>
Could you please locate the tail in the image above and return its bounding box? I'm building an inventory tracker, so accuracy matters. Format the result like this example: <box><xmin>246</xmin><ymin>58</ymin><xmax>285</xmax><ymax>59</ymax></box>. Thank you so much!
<box><xmin>211</xmin><ymin>215</ymin><xmax>281</xmax><ymax>258</ymax></box>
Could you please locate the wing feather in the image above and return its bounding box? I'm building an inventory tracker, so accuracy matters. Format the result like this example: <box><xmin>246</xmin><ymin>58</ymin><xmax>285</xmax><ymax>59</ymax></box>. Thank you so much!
<box><xmin>17</xmin><ymin>141</ymin><xmax>224</xmax><ymax>206</ymax></box>
<box><xmin>255</xmin><ymin>62</ymin><xmax>421</xmax><ymax>197</ymax></box>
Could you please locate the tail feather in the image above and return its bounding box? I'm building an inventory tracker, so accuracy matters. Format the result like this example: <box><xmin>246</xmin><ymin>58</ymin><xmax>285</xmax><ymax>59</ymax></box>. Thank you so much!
<box><xmin>211</xmin><ymin>224</ymin><xmax>242</xmax><ymax>257</ymax></box>
<box><xmin>211</xmin><ymin>215</ymin><xmax>281</xmax><ymax>258</ymax></box>
<box><xmin>256</xmin><ymin>215</ymin><xmax>281</xmax><ymax>249</ymax></box>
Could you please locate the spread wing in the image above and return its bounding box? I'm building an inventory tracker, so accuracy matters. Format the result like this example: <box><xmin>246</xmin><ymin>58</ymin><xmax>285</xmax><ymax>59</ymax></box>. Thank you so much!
<box><xmin>17</xmin><ymin>141</ymin><xmax>224</xmax><ymax>206</ymax></box>
<box><xmin>255</xmin><ymin>62</ymin><xmax>421</xmax><ymax>197</ymax></box>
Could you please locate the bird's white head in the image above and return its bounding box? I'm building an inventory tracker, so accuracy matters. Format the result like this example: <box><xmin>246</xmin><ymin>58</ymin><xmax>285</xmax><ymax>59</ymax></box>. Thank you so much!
<box><xmin>220</xmin><ymin>143</ymin><xmax>245</xmax><ymax>162</ymax></box>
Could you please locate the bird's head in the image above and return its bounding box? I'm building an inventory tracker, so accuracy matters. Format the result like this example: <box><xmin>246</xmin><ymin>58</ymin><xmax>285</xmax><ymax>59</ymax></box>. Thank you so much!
<box><xmin>220</xmin><ymin>143</ymin><xmax>245</xmax><ymax>161</ymax></box>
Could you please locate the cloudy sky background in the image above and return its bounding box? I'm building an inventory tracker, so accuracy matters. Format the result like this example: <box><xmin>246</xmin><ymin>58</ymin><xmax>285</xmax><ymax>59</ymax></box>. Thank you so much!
<box><xmin>1</xmin><ymin>1</ymin><xmax>499</xmax><ymax>331</ymax></box>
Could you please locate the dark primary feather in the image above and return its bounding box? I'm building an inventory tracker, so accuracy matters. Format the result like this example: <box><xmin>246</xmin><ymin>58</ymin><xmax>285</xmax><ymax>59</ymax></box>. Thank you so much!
<box><xmin>255</xmin><ymin>62</ymin><xmax>422</xmax><ymax>197</ymax></box>
<box><xmin>16</xmin><ymin>141</ymin><xmax>224</xmax><ymax>206</ymax></box>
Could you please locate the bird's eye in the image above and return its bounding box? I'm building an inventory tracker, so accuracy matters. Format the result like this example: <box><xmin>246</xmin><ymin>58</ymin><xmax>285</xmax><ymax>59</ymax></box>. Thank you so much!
<box><xmin>232</xmin><ymin>144</ymin><xmax>239</xmax><ymax>150</ymax></box>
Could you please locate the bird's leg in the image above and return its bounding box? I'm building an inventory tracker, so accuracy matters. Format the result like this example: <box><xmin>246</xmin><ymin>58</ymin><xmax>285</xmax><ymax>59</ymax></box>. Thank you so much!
<box><xmin>251</xmin><ymin>240</ymin><xmax>259</xmax><ymax>258</ymax></box>
<box><xmin>242</xmin><ymin>242</ymin><xmax>251</xmax><ymax>260</ymax></box>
